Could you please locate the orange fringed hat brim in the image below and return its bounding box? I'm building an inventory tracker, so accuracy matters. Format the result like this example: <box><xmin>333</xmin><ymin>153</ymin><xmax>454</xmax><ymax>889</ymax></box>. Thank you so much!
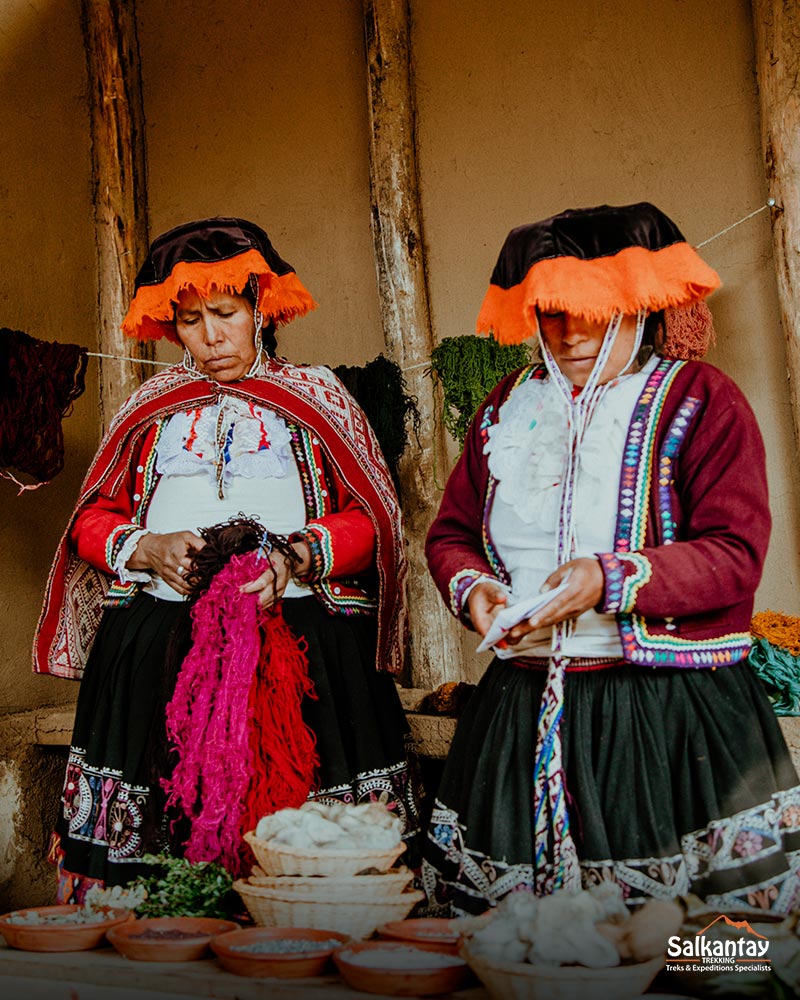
<box><xmin>122</xmin><ymin>249</ymin><xmax>317</xmax><ymax>344</ymax></box>
<box><xmin>476</xmin><ymin>242</ymin><xmax>721</xmax><ymax>346</ymax></box>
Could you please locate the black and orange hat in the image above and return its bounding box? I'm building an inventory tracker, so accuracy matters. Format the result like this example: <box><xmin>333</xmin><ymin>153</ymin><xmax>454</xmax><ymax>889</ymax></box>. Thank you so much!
<box><xmin>476</xmin><ymin>202</ymin><xmax>721</xmax><ymax>358</ymax></box>
<box><xmin>122</xmin><ymin>217</ymin><xmax>317</xmax><ymax>344</ymax></box>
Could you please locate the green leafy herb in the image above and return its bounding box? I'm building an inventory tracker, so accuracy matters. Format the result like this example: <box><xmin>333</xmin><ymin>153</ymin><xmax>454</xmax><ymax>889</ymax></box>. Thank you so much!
<box><xmin>130</xmin><ymin>854</ymin><xmax>236</xmax><ymax>919</ymax></box>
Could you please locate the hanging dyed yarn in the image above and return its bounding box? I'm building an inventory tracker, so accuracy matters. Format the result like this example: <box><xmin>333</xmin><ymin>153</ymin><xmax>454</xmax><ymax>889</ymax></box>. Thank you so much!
<box><xmin>163</xmin><ymin>517</ymin><xmax>318</xmax><ymax>876</ymax></box>
<box><xmin>0</xmin><ymin>328</ymin><xmax>88</xmax><ymax>491</ymax></box>
<box><xmin>428</xmin><ymin>335</ymin><xmax>533</xmax><ymax>447</ymax></box>
<box><xmin>333</xmin><ymin>354</ymin><xmax>419</xmax><ymax>487</ymax></box>
<box><xmin>750</xmin><ymin>610</ymin><xmax>800</xmax><ymax>716</ymax></box>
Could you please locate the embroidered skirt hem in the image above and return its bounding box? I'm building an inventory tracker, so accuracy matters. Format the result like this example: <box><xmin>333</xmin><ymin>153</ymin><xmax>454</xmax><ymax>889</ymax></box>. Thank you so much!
<box><xmin>423</xmin><ymin>657</ymin><xmax>800</xmax><ymax>915</ymax></box>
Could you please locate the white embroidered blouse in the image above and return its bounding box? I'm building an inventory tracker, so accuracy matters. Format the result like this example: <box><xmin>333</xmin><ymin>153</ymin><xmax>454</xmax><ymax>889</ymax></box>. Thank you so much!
<box><xmin>483</xmin><ymin>356</ymin><xmax>658</xmax><ymax>658</ymax></box>
<box><xmin>116</xmin><ymin>396</ymin><xmax>309</xmax><ymax>602</ymax></box>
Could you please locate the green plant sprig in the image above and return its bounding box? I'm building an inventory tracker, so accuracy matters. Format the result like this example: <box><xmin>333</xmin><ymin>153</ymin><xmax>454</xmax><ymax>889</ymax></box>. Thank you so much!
<box><xmin>130</xmin><ymin>854</ymin><xmax>236</xmax><ymax>919</ymax></box>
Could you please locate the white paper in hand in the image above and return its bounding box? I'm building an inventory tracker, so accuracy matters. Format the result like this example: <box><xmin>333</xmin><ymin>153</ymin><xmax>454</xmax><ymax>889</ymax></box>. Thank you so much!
<box><xmin>476</xmin><ymin>578</ymin><xmax>572</xmax><ymax>653</ymax></box>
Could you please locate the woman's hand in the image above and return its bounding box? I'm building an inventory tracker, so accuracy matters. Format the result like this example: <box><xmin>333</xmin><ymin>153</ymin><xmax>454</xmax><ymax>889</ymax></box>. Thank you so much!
<box><xmin>128</xmin><ymin>530</ymin><xmax>205</xmax><ymax>596</ymax></box>
<box><xmin>240</xmin><ymin>539</ymin><xmax>313</xmax><ymax>609</ymax></box>
<box><xmin>467</xmin><ymin>581</ymin><xmax>510</xmax><ymax>637</ymax></box>
<box><xmin>505</xmin><ymin>557</ymin><xmax>605</xmax><ymax>644</ymax></box>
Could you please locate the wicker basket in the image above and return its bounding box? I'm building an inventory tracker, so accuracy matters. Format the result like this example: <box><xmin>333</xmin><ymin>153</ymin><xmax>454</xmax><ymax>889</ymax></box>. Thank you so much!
<box><xmin>246</xmin><ymin>868</ymin><xmax>415</xmax><ymax>901</ymax></box>
<box><xmin>460</xmin><ymin>941</ymin><xmax>664</xmax><ymax>1000</ymax></box>
<box><xmin>234</xmin><ymin>880</ymin><xmax>425</xmax><ymax>940</ymax></box>
<box><xmin>244</xmin><ymin>830</ymin><xmax>407</xmax><ymax>877</ymax></box>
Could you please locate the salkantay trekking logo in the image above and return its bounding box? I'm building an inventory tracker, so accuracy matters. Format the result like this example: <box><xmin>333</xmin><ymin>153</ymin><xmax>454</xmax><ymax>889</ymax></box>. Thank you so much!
<box><xmin>665</xmin><ymin>914</ymin><xmax>771</xmax><ymax>975</ymax></box>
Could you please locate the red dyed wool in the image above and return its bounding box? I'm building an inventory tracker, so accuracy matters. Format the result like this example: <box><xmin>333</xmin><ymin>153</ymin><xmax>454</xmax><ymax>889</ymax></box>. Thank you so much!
<box><xmin>163</xmin><ymin>550</ymin><xmax>317</xmax><ymax>875</ymax></box>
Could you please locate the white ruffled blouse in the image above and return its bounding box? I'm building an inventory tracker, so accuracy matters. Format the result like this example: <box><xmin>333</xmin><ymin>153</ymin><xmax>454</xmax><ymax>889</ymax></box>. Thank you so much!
<box><xmin>483</xmin><ymin>356</ymin><xmax>658</xmax><ymax>658</ymax></box>
<box><xmin>118</xmin><ymin>396</ymin><xmax>309</xmax><ymax>602</ymax></box>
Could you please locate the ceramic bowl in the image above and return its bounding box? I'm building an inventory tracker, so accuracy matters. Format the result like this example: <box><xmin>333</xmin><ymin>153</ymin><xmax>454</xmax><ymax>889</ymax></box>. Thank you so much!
<box><xmin>210</xmin><ymin>926</ymin><xmax>350</xmax><ymax>978</ymax></box>
<box><xmin>106</xmin><ymin>916</ymin><xmax>240</xmax><ymax>962</ymax></box>
<box><xmin>333</xmin><ymin>940</ymin><xmax>471</xmax><ymax>996</ymax></box>
<box><xmin>376</xmin><ymin>918</ymin><xmax>462</xmax><ymax>955</ymax></box>
<box><xmin>0</xmin><ymin>905</ymin><xmax>133</xmax><ymax>952</ymax></box>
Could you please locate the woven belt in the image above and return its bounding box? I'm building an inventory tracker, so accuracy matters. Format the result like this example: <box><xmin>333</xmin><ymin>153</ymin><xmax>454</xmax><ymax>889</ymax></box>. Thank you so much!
<box><xmin>511</xmin><ymin>656</ymin><xmax>624</xmax><ymax>672</ymax></box>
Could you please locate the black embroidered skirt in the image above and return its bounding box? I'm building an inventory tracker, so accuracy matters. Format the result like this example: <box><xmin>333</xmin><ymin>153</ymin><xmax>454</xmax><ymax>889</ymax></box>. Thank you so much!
<box><xmin>53</xmin><ymin>593</ymin><xmax>418</xmax><ymax>902</ymax></box>
<box><xmin>424</xmin><ymin>658</ymin><xmax>800</xmax><ymax>916</ymax></box>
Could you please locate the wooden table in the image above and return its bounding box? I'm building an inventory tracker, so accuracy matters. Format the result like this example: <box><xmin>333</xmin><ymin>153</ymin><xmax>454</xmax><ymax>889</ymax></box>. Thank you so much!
<box><xmin>0</xmin><ymin>940</ymin><xmax>488</xmax><ymax>1000</ymax></box>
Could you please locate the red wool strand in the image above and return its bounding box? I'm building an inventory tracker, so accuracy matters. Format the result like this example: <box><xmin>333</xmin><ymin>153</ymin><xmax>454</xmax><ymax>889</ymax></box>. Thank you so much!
<box><xmin>163</xmin><ymin>550</ymin><xmax>318</xmax><ymax>875</ymax></box>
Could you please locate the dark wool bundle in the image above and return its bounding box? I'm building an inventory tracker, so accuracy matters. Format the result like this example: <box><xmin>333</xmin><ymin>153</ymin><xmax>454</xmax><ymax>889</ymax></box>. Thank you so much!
<box><xmin>333</xmin><ymin>355</ymin><xmax>419</xmax><ymax>487</ymax></box>
<box><xmin>183</xmin><ymin>516</ymin><xmax>301</xmax><ymax>600</ymax></box>
<box><xmin>0</xmin><ymin>328</ymin><xmax>88</xmax><ymax>486</ymax></box>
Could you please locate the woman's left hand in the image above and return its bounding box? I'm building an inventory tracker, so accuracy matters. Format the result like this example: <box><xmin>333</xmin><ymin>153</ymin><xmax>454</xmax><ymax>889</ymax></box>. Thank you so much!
<box><xmin>239</xmin><ymin>540</ymin><xmax>312</xmax><ymax>608</ymax></box>
<box><xmin>505</xmin><ymin>557</ymin><xmax>605</xmax><ymax>644</ymax></box>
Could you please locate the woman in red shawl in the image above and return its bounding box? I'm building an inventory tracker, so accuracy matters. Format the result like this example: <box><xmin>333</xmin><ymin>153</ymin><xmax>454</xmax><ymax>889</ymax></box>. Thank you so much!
<box><xmin>424</xmin><ymin>203</ymin><xmax>800</xmax><ymax>916</ymax></box>
<box><xmin>35</xmin><ymin>218</ymin><xmax>417</xmax><ymax>901</ymax></box>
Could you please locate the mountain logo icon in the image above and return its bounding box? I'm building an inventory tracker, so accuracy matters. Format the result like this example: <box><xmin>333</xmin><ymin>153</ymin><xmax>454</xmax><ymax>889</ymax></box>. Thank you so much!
<box><xmin>696</xmin><ymin>914</ymin><xmax>768</xmax><ymax>940</ymax></box>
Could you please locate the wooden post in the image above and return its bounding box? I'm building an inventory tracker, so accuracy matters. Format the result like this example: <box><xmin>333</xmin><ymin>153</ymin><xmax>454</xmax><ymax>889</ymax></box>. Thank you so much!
<box><xmin>363</xmin><ymin>0</ymin><xmax>463</xmax><ymax>688</ymax></box>
<box><xmin>81</xmin><ymin>0</ymin><xmax>152</xmax><ymax>430</ymax></box>
<box><xmin>753</xmin><ymin>1</ymin><xmax>800</xmax><ymax>451</ymax></box>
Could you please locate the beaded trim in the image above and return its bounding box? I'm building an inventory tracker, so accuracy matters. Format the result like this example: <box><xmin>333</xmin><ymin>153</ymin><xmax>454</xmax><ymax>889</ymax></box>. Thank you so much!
<box><xmin>299</xmin><ymin>524</ymin><xmax>334</xmax><ymax>580</ymax></box>
<box><xmin>616</xmin><ymin>358</ymin><xmax>683</xmax><ymax>554</ymax></box>
<box><xmin>106</xmin><ymin>524</ymin><xmax>141</xmax><ymax>571</ymax></box>
<box><xmin>290</xmin><ymin>425</ymin><xmax>327</xmax><ymax>518</ymax></box>
<box><xmin>658</xmin><ymin>396</ymin><xmax>701</xmax><ymax>544</ymax></box>
<box><xmin>104</xmin><ymin>423</ymin><xmax>166</xmax><ymax>606</ymax></box>
<box><xmin>289</xmin><ymin>424</ymin><xmax>375</xmax><ymax>616</ymax></box>
<box><xmin>447</xmin><ymin>569</ymin><xmax>501</xmax><ymax>619</ymax></box>
<box><xmin>599</xmin><ymin>551</ymin><xmax>653</xmax><ymax>615</ymax></box>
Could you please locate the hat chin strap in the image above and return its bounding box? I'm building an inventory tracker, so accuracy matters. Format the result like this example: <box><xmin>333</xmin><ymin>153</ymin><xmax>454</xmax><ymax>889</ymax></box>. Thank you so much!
<box><xmin>538</xmin><ymin>308</ymin><xmax>646</xmax><ymax>574</ymax></box>
<box><xmin>529</xmin><ymin>308</ymin><xmax>646</xmax><ymax>895</ymax></box>
<box><xmin>244</xmin><ymin>309</ymin><xmax>265</xmax><ymax>379</ymax></box>
<box><xmin>245</xmin><ymin>273</ymin><xmax>265</xmax><ymax>378</ymax></box>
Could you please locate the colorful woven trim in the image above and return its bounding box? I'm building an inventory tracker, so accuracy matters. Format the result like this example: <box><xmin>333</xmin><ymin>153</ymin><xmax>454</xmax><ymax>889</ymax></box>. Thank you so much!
<box><xmin>426</xmin><ymin>785</ymin><xmax>800</xmax><ymax>914</ymax></box>
<box><xmin>610</xmin><ymin>358</ymin><xmax>750</xmax><ymax>666</ymax></box>
<box><xmin>616</xmin><ymin>359</ymin><xmax>684</xmax><ymax>554</ymax></box>
<box><xmin>447</xmin><ymin>569</ymin><xmax>498</xmax><ymax>620</ymax></box>
<box><xmin>657</xmin><ymin>396</ymin><xmax>702</xmax><ymax>544</ymax></box>
<box><xmin>106</xmin><ymin>523</ymin><xmax>141</xmax><ymax>571</ymax></box>
<box><xmin>477</xmin><ymin>242</ymin><xmax>720</xmax><ymax>346</ymax></box>
<box><xmin>599</xmin><ymin>552</ymin><xmax>653</xmax><ymax>615</ymax></box>
<box><xmin>297</xmin><ymin>523</ymin><xmax>335</xmax><ymax>581</ymax></box>
<box><xmin>122</xmin><ymin>249</ymin><xmax>317</xmax><ymax>343</ymax></box>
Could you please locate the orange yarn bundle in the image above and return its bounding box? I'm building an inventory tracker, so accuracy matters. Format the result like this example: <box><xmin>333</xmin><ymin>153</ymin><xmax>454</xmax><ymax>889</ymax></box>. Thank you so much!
<box><xmin>750</xmin><ymin>610</ymin><xmax>800</xmax><ymax>656</ymax></box>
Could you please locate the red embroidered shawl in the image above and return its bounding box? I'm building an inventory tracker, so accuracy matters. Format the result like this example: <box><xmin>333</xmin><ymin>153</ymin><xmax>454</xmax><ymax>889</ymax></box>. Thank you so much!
<box><xmin>33</xmin><ymin>362</ymin><xmax>408</xmax><ymax>679</ymax></box>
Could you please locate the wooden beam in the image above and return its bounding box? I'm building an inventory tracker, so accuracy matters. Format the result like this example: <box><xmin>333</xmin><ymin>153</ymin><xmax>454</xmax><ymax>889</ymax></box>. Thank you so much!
<box><xmin>81</xmin><ymin>0</ymin><xmax>152</xmax><ymax>431</ymax></box>
<box><xmin>752</xmin><ymin>1</ymin><xmax>800</xmax><ymax>451</ymax></box>
<box><xmin>362</xmin><ymin>0</ymin><xmax>463</xmax><ymax>689</ymax></box>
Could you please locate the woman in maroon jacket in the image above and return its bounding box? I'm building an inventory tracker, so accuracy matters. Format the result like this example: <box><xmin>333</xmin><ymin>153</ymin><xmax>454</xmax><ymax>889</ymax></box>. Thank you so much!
<box><xmin>424</xmin><ymin>202</ymin><xmax>800</xmax><ymax>915</ymax></box>
<box><xmin>35</xmin><ymin>218</ymin><xmax>418</xmax><ymax>901</ymax></box>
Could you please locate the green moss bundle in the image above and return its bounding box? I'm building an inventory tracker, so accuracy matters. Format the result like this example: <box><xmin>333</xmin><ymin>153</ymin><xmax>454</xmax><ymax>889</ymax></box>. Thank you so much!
<box><xmin>333</xmin><ymin>355</ymin><xmax>419</xmax><ymax>487</ymax></box>
<box><xmin>428</xmin><ymin>335</ymin><xmax>533</xmax><ymax>447</ymax></box>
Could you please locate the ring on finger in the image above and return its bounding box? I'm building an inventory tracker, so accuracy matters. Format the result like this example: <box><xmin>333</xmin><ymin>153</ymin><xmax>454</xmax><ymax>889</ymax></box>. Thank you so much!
<box><xmin>176</xmin><ymin>565</ymin><xmax>185</xmax><ymax>577</ymax></box>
